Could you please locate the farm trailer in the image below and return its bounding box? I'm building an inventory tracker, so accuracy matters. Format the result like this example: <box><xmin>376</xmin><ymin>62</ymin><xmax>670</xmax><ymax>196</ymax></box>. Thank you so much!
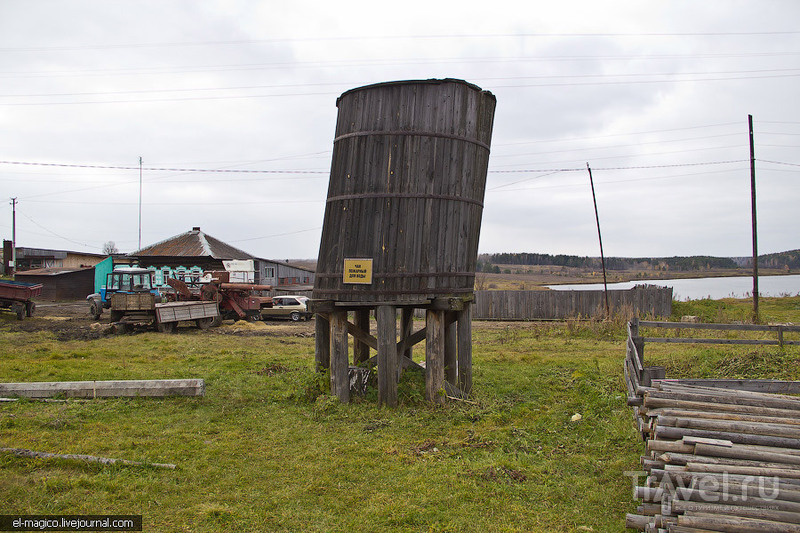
<box><xmin>109</xmin><ymin>292</ymin><xmax>219</xmax><ymax>333</ymax></box>
<box><xmin>0</xmin><ymin>280</ymin><xmax>43</xmax><ymax>320</ymax></box>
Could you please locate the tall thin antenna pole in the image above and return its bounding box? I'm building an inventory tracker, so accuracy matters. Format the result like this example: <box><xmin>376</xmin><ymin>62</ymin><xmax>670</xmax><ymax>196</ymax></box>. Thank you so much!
<box><xmin>748</xmin><ymin>115</ymin><xmax>759</xmax><ymax>322</ymax></box>
<box><xmin>10</xmin><ymin>197</ymin><xmax>16</xmax><ymax>275</ymax></box>
<box><xmin>138</xmin><ymin>156</ymin><xmax>143</xmax><ymax>251</ymax></box>
<box><xmin>587</xmin><ymin>163</ymin><xmax>610</xmax><ymax>317</ymax></box>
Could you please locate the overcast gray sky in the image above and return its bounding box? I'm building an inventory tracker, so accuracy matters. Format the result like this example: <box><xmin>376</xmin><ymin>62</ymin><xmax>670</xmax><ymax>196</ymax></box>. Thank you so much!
<box><xmin>1</xmin><ymin>1</ymin><xmax>798</xmax><ymax>261</ymax></box>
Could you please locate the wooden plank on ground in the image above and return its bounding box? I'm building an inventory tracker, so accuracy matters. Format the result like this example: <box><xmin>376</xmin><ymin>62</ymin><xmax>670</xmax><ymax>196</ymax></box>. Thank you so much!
<box><xmin>0</xmin><ymin>379</ymin><xmax>205</xmax><ymax>398</ymax></box>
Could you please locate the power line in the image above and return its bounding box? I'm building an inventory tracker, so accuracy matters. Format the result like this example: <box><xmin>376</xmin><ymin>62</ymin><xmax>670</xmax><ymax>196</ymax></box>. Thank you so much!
<box><xmin>3</xmin><ymin>30</ymin><xmax>798</xmax><ymax>53</ymax></box>
<box><xmin>4</xmin><ymin>52</ymin><xmax>799</xmax><ymax>80</ymax></box>
<box><xmin>5</xmin><ymin>68</ymin><xmax>800</xmax><ymax>100</ymax></box>
<box><xmin>0</xmin><ymin>160</ymin><xmax>328</xmax><ymax>174</ymax></box>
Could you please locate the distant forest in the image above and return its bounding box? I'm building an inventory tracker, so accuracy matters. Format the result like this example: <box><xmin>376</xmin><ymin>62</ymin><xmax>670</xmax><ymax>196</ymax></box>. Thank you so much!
<box><xmin>479</xmin><ymin>250</ymin><xmax>800</xmax><ymax>273</ymax></box>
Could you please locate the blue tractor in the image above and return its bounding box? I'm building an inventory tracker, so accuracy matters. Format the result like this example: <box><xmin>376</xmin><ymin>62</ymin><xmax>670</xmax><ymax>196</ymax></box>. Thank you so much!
<box><xmin>87</xmin><ymin>267</ymin><xmax>160</xmax><ymax>320</ymax></box>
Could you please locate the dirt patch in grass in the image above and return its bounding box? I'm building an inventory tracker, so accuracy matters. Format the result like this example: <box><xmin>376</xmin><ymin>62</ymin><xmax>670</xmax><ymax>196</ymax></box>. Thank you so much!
<box><xmin>1</xmin><ymin>300</ymin><xmax>316</xmax><ymax>340</ymax></box>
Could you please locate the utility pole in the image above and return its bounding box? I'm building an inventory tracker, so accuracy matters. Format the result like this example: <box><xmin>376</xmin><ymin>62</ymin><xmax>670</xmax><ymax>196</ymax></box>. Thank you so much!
<box><xmin>138</xmin><ymin>156</ymin><xmax>143</xmax><ymax>251</ymax></box>
<box><xmin>10</xmin><ymin>197</ymin><xmax>17</xmax><ymax>275</ymax></box>
<box><xmin>748</xmin><ymin>115</ymin><xmax>759</xmax><ymax>322</ymax></box>
<box><xmin>587</xmin><ymin>163</ymin><xmax>610</xmax><ymax>317</ymax></box>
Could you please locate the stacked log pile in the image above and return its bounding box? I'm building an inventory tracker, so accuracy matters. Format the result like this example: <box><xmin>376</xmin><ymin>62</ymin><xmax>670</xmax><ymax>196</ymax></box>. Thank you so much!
<box><xmin>625</xmin><ymin>380</ymin><xmax>800</xmax><ymax>532</ymax></box>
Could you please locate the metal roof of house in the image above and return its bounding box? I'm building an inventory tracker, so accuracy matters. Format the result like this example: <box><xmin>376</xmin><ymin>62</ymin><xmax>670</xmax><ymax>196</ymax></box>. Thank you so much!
<box><xmin>131</xmin><ymin>227</ymin><xmax>254</xmax><ymax>260</ymax></box>
<box><xmin>16</xmin><ymin>267</ymin><xmax>94</xmax><ymax>276</ymax></box>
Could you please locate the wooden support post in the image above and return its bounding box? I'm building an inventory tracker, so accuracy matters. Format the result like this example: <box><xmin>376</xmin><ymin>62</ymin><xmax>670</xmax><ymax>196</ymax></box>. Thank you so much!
<box><xmin>457</xmin><ymin>304</ymin><xmax>473</xmax><ymax>396</ymax></box>
<box><xmin>633</xmin><ymin>336</ymin><xmax>645</xmax><ymax>367</ymax></box>
<box><xmin>314</xmin><ymin>313</ymin><xmax>330</xmax><ymax>371</ymax></box>
<box><xmin>354</xmin><ymin>308</ymin><xmax>371</xmax><ymax>365</ymax></box>
<box><xmin>426</xmin><ymin>309</ymin><xmax>445</xmax><ymax>404</ymax></box>
<box><xmin>401</xmin><ymin>308</ymin><xmax>414</xmax><ymax>362</ymax></box>
<box><xmin>444</xmin><ymin>311</ymin><xmax>458</xmax><ymax>386</ymax></box>
<box><xmin>329</xmin><ymin>310</ymin><xmax>349</xmax><ymax>403</ymax></box>
<box><xmin>377</xmin><ymin>305</ymin><xmax>398</xmax><ymax>407</ymax></box>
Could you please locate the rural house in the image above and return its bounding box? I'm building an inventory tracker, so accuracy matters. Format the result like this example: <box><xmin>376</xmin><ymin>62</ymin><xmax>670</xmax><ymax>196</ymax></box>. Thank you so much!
<box><xmin>130</xmin><ymin>227</ymin><xmax>314</xmax><ymax>290</ymax></box>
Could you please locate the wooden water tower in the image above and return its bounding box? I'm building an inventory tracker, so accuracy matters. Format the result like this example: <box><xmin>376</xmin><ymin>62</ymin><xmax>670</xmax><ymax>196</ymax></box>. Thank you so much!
<box><xmin>311</xmin><ymin>79</ymin><xmax>496</xmax><ymax>406</ymax></box>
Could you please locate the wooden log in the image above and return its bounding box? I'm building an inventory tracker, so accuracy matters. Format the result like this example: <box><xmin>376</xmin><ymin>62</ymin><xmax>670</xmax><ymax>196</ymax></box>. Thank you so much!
<box><xmin>648</xmin><ymin>440</ymin><xmax>695</xmax><ymax>454</ymax></box>
<box><xmin>656</xmin><ymin>383</ymin><xmax>800</xmax><ymax>404</ymax></box>
<box><xmin>672</xmin><ymin>500</ymin><xmax>800</xmax><ymax>525</ymax></box>
<box><xmin>638</xmin><ymin>503</ymin><xmax>663</xmax><ymax>516</ymax></box>
<box><xmin>694</xmin><ymin>443</ymin><xmax>800</xmax><ymax>467</ymax></box>
<box><xmin>626</xmin><ymin>513</ymin><xmax>653</xmax><ymax>530</ymax></box>
<box><xmin>647</xmin><ymin>408</ymin><xmax>800</xmax><ymax>428</ymax></box>
<box><xmin>685</xmin><ymin>461</ymin><xmax>800</xmax><ymax>480</ymax></box>
<box><xmin>377</xmin><ymin>305</ymin><xmax>398</xmax><ymax>408</ymax></box>
<box><xmin>661</xmin><ymin>451</ymin><xmax>800</xmax><ymax>474</ymax></box>
<box><xmin>426</xmin><ymin>309</ymin><xmax>445</xmax><ymax>404</ymax></box>
<box><xmin>353</xmin><ymin>309</ymin><xmax>371</xmax><ymax>365</ymax></box>
<box><xmin>329</xmin><ymin>310</ymin><xmax>349</xmax><ymax>403</ymax></box>
<box><xmin>635</xmin><ymin>485</ymin><xmax>665</xmax><ymax>502</ymax></box>
<box><xmin>0</xmin><ymin>379</ymin><xmax>204</xmax><ymax>398</ymax></box>
<box><xmin>1</xmin><ymin>447</ymin><xmax>175</xmax><ymax>469</ymax></box>
<box><xmin>647</xmin><ymin>389</ymin><xmax>800</xmax><ymax>411</ymax></box>
<box><xmin>678</xmin><ymin>512</ymin><xmax>800</xmax><ymax>533</ymax></box>
<box><xmin>669</xmin><ymin>526</ymin><xmax>719</xmax><ymax>533</ymax></box>
<box><xmin>457</xmin><ymin>304</ymin><xmax>472</xmax><ymax>395</ymax></box>
<box><xmin>649</xmin><ymin>468</ymin><xmax>800</xmax><ymax>501</ymax></box>
<box><xmin>314</xmin><ymin>313</ymin><xmax>330</xmax><ymax>371</ymax></box>
<box><xmin>644</xmin><ymin>397</ymin><xmax>800</xmax><ymax>421</ymax></box>
<box><xmin>654</xmin><ymin>379</ymin><xmax>800</xmax><ymax>395</ymax></box>
<box><xmin>655</xmin><ymin>425</ymin><xmax>800</xmax><ymax>449</ymax></box>
<box><xmin>657</xmin><ymin>415</ymin><xmax>800</xmax><ymax>439</ymax></box>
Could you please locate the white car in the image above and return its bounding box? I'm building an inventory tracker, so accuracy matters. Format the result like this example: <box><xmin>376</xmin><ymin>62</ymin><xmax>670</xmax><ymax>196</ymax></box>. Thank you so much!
<box><xmin>261</xmin><ymin>295</ymin><xmax>311</xmax><ymax>322</ymax></box>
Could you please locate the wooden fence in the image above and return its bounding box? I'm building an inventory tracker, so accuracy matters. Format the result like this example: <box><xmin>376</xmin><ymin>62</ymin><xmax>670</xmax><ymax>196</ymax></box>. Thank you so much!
<box><xmin>473</xmin><ymin>285</ymin><xmax>672</xmax><ymax>320</ymax></box>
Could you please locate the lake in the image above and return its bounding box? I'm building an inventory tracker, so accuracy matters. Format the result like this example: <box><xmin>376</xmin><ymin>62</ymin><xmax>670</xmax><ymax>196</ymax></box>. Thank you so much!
<box><xmin>546</xmin><ymin>274</ymin><xmax>800</xmax><ymax>301</ymax></box>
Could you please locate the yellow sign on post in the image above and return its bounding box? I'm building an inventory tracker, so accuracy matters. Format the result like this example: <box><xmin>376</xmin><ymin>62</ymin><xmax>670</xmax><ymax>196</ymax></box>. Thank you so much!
<box><xmin>343</xmin><ymin>258</ymin><xmax>373</xmax><ymax>284</ymax></box>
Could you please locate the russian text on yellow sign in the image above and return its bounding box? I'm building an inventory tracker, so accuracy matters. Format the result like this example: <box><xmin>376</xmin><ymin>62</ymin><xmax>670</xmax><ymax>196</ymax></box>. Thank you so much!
<box><xmin>343</xmin><ymin>258</ymin><xmax>373</xmax><ymax>284</ymax></box>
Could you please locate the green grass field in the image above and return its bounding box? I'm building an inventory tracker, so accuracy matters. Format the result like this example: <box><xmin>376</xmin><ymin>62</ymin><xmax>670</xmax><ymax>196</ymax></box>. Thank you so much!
<box><xmin>0</xmin><ymin>297</ymin><xmax>798</xmax><ymax>532</ymax></box>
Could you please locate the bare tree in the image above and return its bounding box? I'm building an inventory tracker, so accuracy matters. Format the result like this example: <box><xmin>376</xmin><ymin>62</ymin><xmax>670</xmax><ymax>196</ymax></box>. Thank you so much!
<box><xmin>102</xmin><ymin>241</ymin><xmax>119</xmax><ymax>255</ymax></box>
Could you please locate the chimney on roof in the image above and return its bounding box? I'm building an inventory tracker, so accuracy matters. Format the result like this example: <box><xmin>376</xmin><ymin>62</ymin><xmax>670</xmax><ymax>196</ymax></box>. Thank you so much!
<box><xmin>192</xmin><ymin>226</ymin><xmax>201</xmax><ymax>232</ymax></box>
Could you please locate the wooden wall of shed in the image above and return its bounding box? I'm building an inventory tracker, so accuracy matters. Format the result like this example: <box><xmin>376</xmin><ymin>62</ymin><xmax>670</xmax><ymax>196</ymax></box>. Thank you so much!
<box><xmin>16</xmin><ymin>269</ymin><xmax>95</xmax><ymax>301</ymax></box>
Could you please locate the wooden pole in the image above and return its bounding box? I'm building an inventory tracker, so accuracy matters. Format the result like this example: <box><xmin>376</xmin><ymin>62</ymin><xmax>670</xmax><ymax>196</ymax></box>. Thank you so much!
<box><xmin>587</xmin><ymin>163</ymin><xmax>610</xmax><ymax>317</ymax></box>
<box><xmin>444</xmin><ymin>311</ymin><xmax>458</xmax><ymax>386</ymax></box>
<box><xmin>749</xmin><ymin>114</ymin><xmax>759</xmax><ymax>322</ymax></box>
<box><xmin>376</xmin><ymin>305</ymin><xmax>397</xmax><ymax>407</ymax></box>
<box><xmin>329</xmin><ymin>310</ymin><xmax>349</xmax><ymax>403</ymax></box>
<box><xmin>426</xmin><ymin>309</ymin><xmax>445</xmax><ymax>404</ymax></box>
<box><xmin>457</xmin><ymin>304</ymin><xmax>473</xmax><ymax>395</ymax></box>
<box><xmin>354</xmin><ymin>309</ymin><xmax>371</xmax><ymax>365</ymax></box>
<box><xmin>401</xmin><ymin>308</ymin><xmax>414</xmax><ymax>362</ymax></box>
<box><xmin>314</xmin><ymin>313</ymin><xmax>330</xmax><ymax>371</ymax></box>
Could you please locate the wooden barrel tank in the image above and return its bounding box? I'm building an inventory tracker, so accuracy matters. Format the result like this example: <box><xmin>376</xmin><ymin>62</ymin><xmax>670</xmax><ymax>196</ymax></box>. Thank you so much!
<box><xmin>314</xmin><ymin>79</ymin><xmax>496</xmax><ymax>303</ymax></box>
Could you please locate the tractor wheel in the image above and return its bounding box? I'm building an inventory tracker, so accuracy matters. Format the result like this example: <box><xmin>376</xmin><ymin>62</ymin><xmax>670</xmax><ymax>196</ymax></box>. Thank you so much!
<box><xmin>89</xmin><ymin>300</ymin><xmax>102</xmax><ymax>320</ymax></box>
<box><xmin>211</xmin><ymin>315</ymin><xmax>223</xmax><ymax>327</ymax></box>
<box><xmin>113</xmin><ymin>322</ymin><xmax>130</xmax><ymax>334</ymax></box>
<box><xmin>195</xmin><ymin>317</ymin><xmax>213</xmax><ymax>330</ymax></box>
<box><xmin>157</xmin><ymin>322</ymin><xmax>176</xmax><ymax>334</ymax></box>
<box><xmin>12</xmin><ymin>302</ymin><xmax>25</xmax><ymax>321</ymax></box>
<box><xmin>25</xmin><ymin>301</ymin><xmax>35</xmax><ymax>318</ymax></box>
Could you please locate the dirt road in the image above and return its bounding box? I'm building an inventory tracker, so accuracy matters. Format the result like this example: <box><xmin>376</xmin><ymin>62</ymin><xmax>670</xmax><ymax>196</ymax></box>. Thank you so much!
<box><xmin>1</xmin><ymin>300</ymin><xmax>316</xmax><ymax>340</ymax></box>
